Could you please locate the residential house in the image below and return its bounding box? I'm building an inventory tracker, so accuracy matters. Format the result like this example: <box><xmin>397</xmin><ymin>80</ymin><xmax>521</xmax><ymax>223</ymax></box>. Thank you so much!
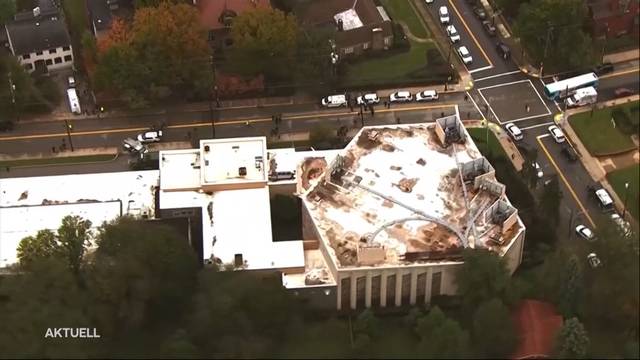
<box><xmin>87</xmin><ymin>0</ymin><xmax>120</xmax><ymax>39</ymax></box>
<box><xmin>195</xmin><ymin>0</ymin><xmax>271</xmax><ymax>51</ymax></box>
<box><xmin>587</xmin><ymin>0</ymin><xmax>639</xmax><ymax>38</ymax></box>
<box><xmin>4</xmin><ymin>0</ymin><xmax>73</xmax><ymax>73</ymax></box>
<box><xmin>296</xmin><ymin>0</ymin><xmax>394</xmax><ymax>57</ymax></box>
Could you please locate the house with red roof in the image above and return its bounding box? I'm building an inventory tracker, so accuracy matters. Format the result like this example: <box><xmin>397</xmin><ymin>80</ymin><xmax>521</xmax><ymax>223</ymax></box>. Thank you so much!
<box><xmin>511</xmin><ymin>299</ymin><xmax>564</xmax><ymax>359</ymax></box>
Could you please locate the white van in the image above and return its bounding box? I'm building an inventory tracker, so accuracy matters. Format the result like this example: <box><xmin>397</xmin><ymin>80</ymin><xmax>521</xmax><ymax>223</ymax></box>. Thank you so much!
<box><xmin>595</xmin><ymin>188</ymin><xmax>614</xmax><ymax>211</ymax></box>
<box><xmin>565</xmin><ymin>87</ymin><xmax>597</xmax><ymax>108</ymax></box>
<box><xmin>321</xmin><ymin>94</ymin><xmax>347</xmax><ymax>108</ymax></box>
<box><xmin>66</xmin><ymin>88</ymin><xmax>82</xmax><ymax>115</ymax></box>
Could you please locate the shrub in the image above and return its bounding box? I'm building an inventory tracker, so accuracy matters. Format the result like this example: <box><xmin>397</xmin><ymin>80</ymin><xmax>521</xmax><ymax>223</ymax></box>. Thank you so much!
<box><xmin>612</xmin><ymin>108</ymin><xmax>639</xmax><ymax>135</ymax></box>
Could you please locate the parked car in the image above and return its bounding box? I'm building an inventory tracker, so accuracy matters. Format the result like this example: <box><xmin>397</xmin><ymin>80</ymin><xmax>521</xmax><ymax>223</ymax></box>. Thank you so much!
<box><xmin>593</xmin><ymin>62</ymin><xmax>614</xmax><ymax>75</ymax></box>
<box><xmin>67</xmin><ymin>76</ymin><xmax>76</xmax><ymax>88</ymax></box>
<box><xmin>473</xmin><ymin>6</ymin><xmax>487</xmax><ymax>20</ymax></box>
<box><xmin>505</xmin><ymin>123</ymin><xmax>523</xmax><ymax>141</ymax></box>
<box><xmin>446</xmin><ymin>25</ymin><xmax>460</xmax><ymax>43</ymax></box>
<box><xmin>390</xmin><ymin>91</ymin><xmax>413</xmax><ymax>103</ymax></box>
<box><xmin>321</xmin><ymin>94</ymin><xmax>347</xmax><ymax>108</ymax></box>
<box><xmin>439</xmin><ymin>6</ymin><xmax>450</xmax><ymax>24</ymax></box>
<box><xmin>496</xmin><ymin>42</ymin><xmax>511</xmax><ymax>60</ymax></box>
<box><xmin>548</xmin><ymin>125</ymin><xmax>565</xmax><ymax>143</ymax></box>
<box><xmin>425</xmin><ymin>0</ymin><xmax>434</xmax><ymax>3</ymax></box>
<box><xmin>356</xmin><ymin>93</ymin><xmax>380</xmax><ymax>105</ymax></box>
<box><xmin>416</xmin><ymin>90</ymin><xmax>439</xmax><ymax>102</ymax></box>
<box><xmin>532</xmin><ymin>162</ymin><xmax>543</xmax><ymax>178</ymax></box>
<box><xmin>576</xmin><ymin>224</ymin><xmax>596</xmax><ymax>241</ymax></box>
<box><xmin>587</xmin><ymin>253</ymin><xmax>601</xmax><ymax>268</ymax></box>
<box><xmin>561</xmin><ymin>145</ymin><xmax>579</xmax><ymax>162</ymax></box>
<box><xmin>588</xmin><ymin>186</ymin><xmax>615</xmax><ymax>212</ymax></box>
<box><xmin>614</xmin><ymin>87</ymin><xmax>634</xmax><ymax>98</ymax></box>
<box><xmin>457</xmin><ymin>46</ymin><xmax>473</xmax><ymax>64</ymax></box>
<box><xmin>137</xmin><ymin>130</ymin><xmax>163</xmax><ymax>143</ymax></box>
<box><xmin>482</xmin><ymin>20</ymin><xmax>496</xmax><ymax>36</ymax></box>
<box><xmin>123</xmin><ymin>138</ymin><xmax>148</xmax><ymax>155</ymax></box>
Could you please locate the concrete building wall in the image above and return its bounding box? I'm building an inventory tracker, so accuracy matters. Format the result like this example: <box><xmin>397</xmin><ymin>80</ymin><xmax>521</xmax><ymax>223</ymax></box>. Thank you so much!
<box><xmin>17</xmin><ymin>46</ymin><xmax>73</xmax><ymax>73</ymax></box>
<box><xmin>503</xmin><ymin>229</ymin><xmax>525</xmax><ymax>275</ymax></box>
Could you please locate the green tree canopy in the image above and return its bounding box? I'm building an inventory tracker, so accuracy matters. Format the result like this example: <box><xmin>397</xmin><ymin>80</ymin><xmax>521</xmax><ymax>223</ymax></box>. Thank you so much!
<box><xmin>455</xmin><ymin>248</ymin><xmax>519</xmax><ymax>312</ymax></box>
<box><xmin>555</xmin><ymin>317</ymin><xmax>590</xmax><ymax>359</ymax></box>
<box><xmin>515</xmin><ymin>0</ymin><xmax>595</xmax><ymax>71</ymax></box>
<box><xmin>16</xmin><ymin>215</ymin><xmax>92</xmax><ymax>274</ymax></box>
<box><xmin>87</xmin><ymin>216</ymin><xmax>199</xmax><ymax>338</ymax></box>
<box><xmin>472</xmin><ymin>298</ymin><xmax>518</xmax><ymax>358</ymax></box>
<box><xmin>0</xmin><ymin>0</ymin><xmax>16</xmax><ymax>24</ymax></box>
<box><xmin>94</xmin><ymin>2</ymin><xmax>212</xmax><ymax>108</ymax></box>
<box><xmin>414</xmin><ymin>306</ymin><xmax>471</xmax><ymax>358</ymax></box>
<box><xmin>229</xmin><ymin>8</ymin><xmax>298</xmax><ymax>81</ymax></box>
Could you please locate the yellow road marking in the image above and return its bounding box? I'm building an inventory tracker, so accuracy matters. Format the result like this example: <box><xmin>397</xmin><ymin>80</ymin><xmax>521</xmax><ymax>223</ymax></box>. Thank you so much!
<box><xmin>448</xmin><ymin>0</ymin><xmax>493</xmax><ymax>67</ymax></box>
<box><xmin>536</xmin><ymin>136</ymin><xmax>597</xmax><ymax>229</ymax></box>
<box><xmin>599</xmin><ymin>66</ymin><xmax>639</xmax><ymax>79</ymax></box>
<box><xmin>0</xmin><ymin>104</ymin><xmax>457</xmax><ymax>141</ymax></box>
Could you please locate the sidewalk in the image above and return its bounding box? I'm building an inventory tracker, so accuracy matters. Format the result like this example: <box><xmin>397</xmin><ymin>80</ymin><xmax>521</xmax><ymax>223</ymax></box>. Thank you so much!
<box><xmin>464</xmin><ymin>120</ymin><xmax>524</xmax><ymax>171</ymax></box>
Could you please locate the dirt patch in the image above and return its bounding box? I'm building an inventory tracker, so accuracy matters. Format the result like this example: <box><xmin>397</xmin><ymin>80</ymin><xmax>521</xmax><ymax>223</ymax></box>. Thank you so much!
<box><xmin>356</xmin><ymin>129</ymin><xmax>383</xmax><ymax>150</ymax></box>
<box><xmin>390</xmin><ymin>165</ymin><xmax>402</xmax><ymax>171</ymax></box>
<box><xmin>301</xmin><ymin>157</ymin><xmax>328</xmax><ymax>190</ymax></box>
<box><xmin>416</xmin><ymin>158</ymin><xmax>426</xmax><ymax>166</ymax></box>
<box><xmin>382</xmin><ymin>200</ymin><xmax>394</xmax><ymax>208</ymax></box>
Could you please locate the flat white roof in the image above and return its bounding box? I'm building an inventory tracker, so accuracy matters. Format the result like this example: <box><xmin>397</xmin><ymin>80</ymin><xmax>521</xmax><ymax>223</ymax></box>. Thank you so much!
<box><xmin>0</xmin><ymin>171</ymin><xmax>158</xmax><ymax>267</ymax></box>
<box><xmin>200</xmin><ymin>137</ymin><xmax>267</xmax><ymax>185</ymax></box>
<box><xmin>159</xmin><ymin>149</ymin><xmax>201</xmax><ymax>190</ymax></box>
<box><xmin>334</xmin><ymin>8</ymin><xmax>363</xmax><ymax>30</ymax></box>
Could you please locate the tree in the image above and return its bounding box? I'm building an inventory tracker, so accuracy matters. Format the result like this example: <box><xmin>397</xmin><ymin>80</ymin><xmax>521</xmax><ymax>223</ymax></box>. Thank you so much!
<box><xmin>472</xmin><ymin>298</ymin><xmax>517</xmax><ymax>358</ymax></box>
<box><xmin>0</xmin><ymin>0</ymin><xmax>16</xmax><ymax>24</ymax></box>
<box><xmin>555</xmin><ymin>317</ymin><xmax>590</xmax><ymax>359</ymax></box>
<box><xmin>556</xmin><ymin>254</ymin><xmax>584</xmax><ymax>318</ymax></box>
<box><xmin>414</xmin><ymin>306</ymin><xmax>471</xmax><ymax>358</ymax></box>
<box><xmin>514</xmin><ymin>0</ymin><xmax>595</xmax><ymax>71</ymax></box>
<box><xmin>539</xmin><ymin>175</ymin><xmax>562</xmax><ymax>228</ymax></box>
<box><xmin>134</xmin><ymin>0</ymin><xmax>189</xmax><ymax>8</ymax></box>
<box><xmin>353</xmin><ymin>309</ymin><xmax>381</xmax><ymax>339</ymax></box>
<box><xmin>295</xmin><ymin>28</ymin><xmax>336</xmax><ymax>93</ymax></box>
<box><xmin>87</xmin><ymin>217</ymin><xmax>199</xmax><ymax>338</ymax></box>
<box><xmin>454</xmin><ymin>249</ymin><xmax>516</xmax><ymax>312</ymax></box>
<box><xmin>0</xmin><ymin>258</ymin><xmax>98</xmax><ymax>358</ymax></box>
<box><xmin>94</xmin><ymin>3</ymin><xmax>212</xmax><ymax>108</ymax></box>
<box><xmin>16</xmin><ymin>215</ymin><xmax>92</xmax><ymax>275</ymax></box>
<box><xmin>229</xmin><ymin>8</ymin><xmax>298</xmax><ymax>81</ymax></box>
<box><xmin>159</xmin><ymin>329</ymin><xmax>200</xmax><ymax>359</ymax></box>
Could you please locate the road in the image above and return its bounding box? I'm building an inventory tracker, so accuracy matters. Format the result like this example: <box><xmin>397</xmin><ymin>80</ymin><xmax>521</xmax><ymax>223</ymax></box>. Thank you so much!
<box><xmin>1</xmin><ymin>0</ymin><xmax>638</xmax><ymax>235</ymax></box>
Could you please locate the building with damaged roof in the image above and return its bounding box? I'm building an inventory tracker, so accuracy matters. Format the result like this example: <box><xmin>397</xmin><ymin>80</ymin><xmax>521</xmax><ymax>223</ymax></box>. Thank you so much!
<box><xmin>290</xmin><ymin>114</ymin><xmax>525</xmax><ymax>310</ymax></box>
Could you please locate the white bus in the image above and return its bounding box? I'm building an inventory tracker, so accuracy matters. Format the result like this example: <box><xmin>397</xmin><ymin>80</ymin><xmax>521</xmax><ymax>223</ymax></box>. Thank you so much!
<box><xmin>543</xmin><ymin>72</ymin><xmax>599</xmax><ymax>100</ymax></box>
<box><xmin>67</xmin><ymin>88</ymin><xmax>82</xmax><ymax>115</ymax></box>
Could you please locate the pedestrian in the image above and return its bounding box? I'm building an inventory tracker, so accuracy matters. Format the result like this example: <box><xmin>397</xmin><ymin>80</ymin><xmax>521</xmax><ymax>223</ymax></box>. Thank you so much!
<box><xmin>525</xmin><ymin>103</ymin><xmax>530</xmax><ymax>113</ymax></box>
<box><xmin>52</xmin><ymin>146</ymin><xmax>56</xmax><ymax>153</ymax></box>
<box><xmin>5</xmin><ymin>166</ymin><xmax>9</xmax><ymax>172</ymax></box>
<box><xmin>464</xmin><ymin>94</ymin><xmax>469</xmax><ymax>101</ymax></box>
<box><xmin>387</xmin><ymin>101</ymin><xmax>391</xmax><ymax>109</ymax></box>
<box><xmin>511</xmin><ymin>153</ymin><xmax>515</xmax><ymax>160</ymax></box>
<box><xmin>396</xmin><ymin>117</ymin><xmax>401</xmax><ymax>124</ymax></box>
<box><xmin>370</xmin><ymin>107</ymin><xmax>374</xmax><ymax>116</ymax></box>
<box><xmin>441</xmin><ymin>112</ymin><xmax>445</xmax><ymax>118</ymax></box>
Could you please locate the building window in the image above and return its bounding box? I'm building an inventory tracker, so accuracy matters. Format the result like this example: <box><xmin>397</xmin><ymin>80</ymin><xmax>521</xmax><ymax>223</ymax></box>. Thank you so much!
<box><xmin>24</xmin><ymin>63</ymin><xmax>33</xmax><ymax>70</ymax></box>
<box><xmin>64</xmin><ymin>55</ymin><xmax>72</xmax><ymax>62</ymax></box>
<box><xmin>45</xmin><ymin>59</ymin><xmax>53</xmax><ymax>65</ymax></box>
<box><xmin>49</xmin><ymin>48</ymin><xmax>57</xmax><ymax>54</ymax></box>
<box><xmin>22</xmin><ymin>53</ymin><xmax>31</xmax><ymax>60</ymax></box>
<box><xmin>431</xmin><ymin>271</ymin><xmax>442</xmax><ymax>297</ymax></box>
<box><xmin>343</xmin><ymin>46</ymin><xmax>354</xmax><ymax>54</ymax></box>
<box><xmin>363</xmin><ymin>42</ymin><xmax>370</xmax><ymax>50</ymax></box>
<box><xmin>36</xmin><ymin>51</ymin><xmax>43</xmax><ymax>56</ymax></box>
<box><xmin>62</xmin><ymin>46</ymin><xmax>71</xmax><ymax>51</ymax></box>
<box><xmin>54</xmin><ymin>57</ymin><xmax>62</xmax><ymax>64</ymax></box>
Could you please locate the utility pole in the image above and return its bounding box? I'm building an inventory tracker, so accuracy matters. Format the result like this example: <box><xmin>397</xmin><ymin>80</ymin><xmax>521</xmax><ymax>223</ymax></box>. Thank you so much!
<box><xmin>622</xmin><ymin>182</ymin><xmax>630</xmax><ymax>218</ymax></box>
<box><xmin>209</xmin><ymin>55</ymin><xmax>217</xmax><ymax>138</ymax></box>
<box><xmin>540</xmin><ymin>23</ymin><xmax>553</xmax><ymax>78</ymax></box>
<box><xmin>64</xmin><ymin>119</ymin><xmax>74</xmax><ymax>152</ymax></box>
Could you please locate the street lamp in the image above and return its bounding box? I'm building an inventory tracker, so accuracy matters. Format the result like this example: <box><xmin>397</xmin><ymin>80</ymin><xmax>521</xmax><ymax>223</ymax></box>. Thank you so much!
<box><xmin>622</xmin><ymin>182</ymin><xmax>630</xmax><ymax>218</ymax></box>
<box><xmin>64</xmin><ymin>119</ymin><xmax>74</xmax><ymax>152</ymax></box>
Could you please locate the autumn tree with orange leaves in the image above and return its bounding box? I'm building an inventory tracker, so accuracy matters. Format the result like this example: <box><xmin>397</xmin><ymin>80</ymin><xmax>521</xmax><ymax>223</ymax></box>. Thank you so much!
<box><xmin>93</xmin><ymin>3</ymin><xmax>211</xmax><ymax>108</ymax></box>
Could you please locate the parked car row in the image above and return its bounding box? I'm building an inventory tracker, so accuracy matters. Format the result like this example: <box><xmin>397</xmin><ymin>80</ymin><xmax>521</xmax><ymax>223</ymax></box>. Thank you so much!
<box><xmin>321</xmin><ymin>89</ymin><xmax>439</xmax><ymax>108</ymax></box>
<box><xmin>436</xmin><ymin>5</ymin><xmax>474</xmax><ymax>65</ymax></box>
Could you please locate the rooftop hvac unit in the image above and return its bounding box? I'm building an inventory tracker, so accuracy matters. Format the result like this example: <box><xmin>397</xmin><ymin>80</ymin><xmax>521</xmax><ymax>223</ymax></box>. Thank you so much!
<box><xmin>238</xmin><ymin>167</ymin><xmax>247</xmax><ymax>176</ymax></box>
<box><xmin>204</xmin><ymin>145</ymin><xmax>210</xmax><ymax>152</ymax></box>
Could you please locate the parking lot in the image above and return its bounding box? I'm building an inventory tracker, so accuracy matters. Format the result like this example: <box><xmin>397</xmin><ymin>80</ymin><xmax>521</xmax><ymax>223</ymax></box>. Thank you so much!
<box><xmin>478</xmin><ymin>80</ymin><xmax>551</xmax><ymax>124</ymax></box>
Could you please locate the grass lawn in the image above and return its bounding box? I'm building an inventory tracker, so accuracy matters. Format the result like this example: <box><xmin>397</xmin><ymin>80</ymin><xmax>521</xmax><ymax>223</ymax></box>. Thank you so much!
<box><xmin>0</xmin><ymin>154</ymin><xmax>117</xmax><ymax>168</ymax></box>
<box><xmin>569</xmin><ymin>101</ymin><xmax>638</xmax><ymax>156</ymax></box>
<box><xmin>467</xmin><ymin>127</ymin><xmax>509</xmax><ymax>160</ymax></box>
<box><xmin>606</xmin><ymin>164</ymin><xmax>639</xmax><ymax>221</ymax></box>
<box><xmin>380</xmin><ymin>0</ymin><xmax>429</xmax><ymax>38</ymax></box>
<box><xmin>344</xmin><ymin>41</ymin><xmax>434</xmax><ymax>86</ymax></box>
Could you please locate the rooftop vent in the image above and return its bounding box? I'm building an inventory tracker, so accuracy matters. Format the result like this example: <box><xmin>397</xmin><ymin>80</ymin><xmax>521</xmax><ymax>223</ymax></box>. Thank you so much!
<box><xmin>204</xmin><ymin>145</ymin><xmax>210</xmax><ymax>152</ymax></box>
<box><xmin>238</xmin><ymin>167</ymin><xmax>247</xmax><ymax>177</ymax></box>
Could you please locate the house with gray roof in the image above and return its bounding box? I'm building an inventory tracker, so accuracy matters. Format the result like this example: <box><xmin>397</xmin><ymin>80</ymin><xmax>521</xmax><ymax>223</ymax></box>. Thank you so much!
<box><xmin>4</xmin><ymin>0</ymin><xmax>73</xmax><ymax>73</ymax></box>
